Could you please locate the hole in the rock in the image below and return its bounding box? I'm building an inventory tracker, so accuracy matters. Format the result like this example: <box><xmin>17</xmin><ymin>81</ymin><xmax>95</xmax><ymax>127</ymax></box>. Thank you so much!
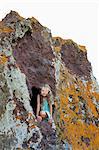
<box><xmin>30</xmin><ymin>85</ymin><xmax>55</xmax><ymax>117</ymax></box>
<box><xmin>30</xmin><ymin>86</ymin><xmax>41</xmax><ymax>115</ymax></box>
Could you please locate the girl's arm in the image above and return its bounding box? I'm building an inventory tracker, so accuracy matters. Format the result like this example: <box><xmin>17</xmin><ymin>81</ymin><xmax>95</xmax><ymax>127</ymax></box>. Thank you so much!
<box><xmin>36</xmin><ymin>94</ymin><xmax>40</xmax><ymax>117</ymax></box>
<box><xmin>49</xmin><ymin>102</ymin><xmax>53</xmax><ymax>119</ymax></box>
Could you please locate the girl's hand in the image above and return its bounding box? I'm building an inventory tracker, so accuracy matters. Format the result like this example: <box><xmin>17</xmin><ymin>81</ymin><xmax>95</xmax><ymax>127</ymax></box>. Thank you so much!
<box><xmin>48</xmin><ymin>118</ymin><xmax>53</xmax><ymax>124</ymax></box>
<box><xmin>36</xmin><ymin>116</ymin><xmax>42</xmax><ymax>122</ymax></box>
<box><xmin>34</xmin><ymin>118</ymin><xmax>37</xmax><ymax>122</ymax></box>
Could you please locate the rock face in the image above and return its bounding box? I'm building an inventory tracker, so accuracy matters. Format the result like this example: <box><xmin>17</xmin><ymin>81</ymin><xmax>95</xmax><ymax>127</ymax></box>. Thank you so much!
<box><xmin>0</xmin><ymin>11</ymin><xmax>99</xmax><ymax>150</ymax></box>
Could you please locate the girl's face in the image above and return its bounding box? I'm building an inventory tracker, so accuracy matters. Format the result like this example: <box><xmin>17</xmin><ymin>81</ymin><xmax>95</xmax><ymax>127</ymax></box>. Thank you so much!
<box><xmin>41</xmin><ymin>87</ymin><xmax>49</xmax><ymax>97</ymax></box>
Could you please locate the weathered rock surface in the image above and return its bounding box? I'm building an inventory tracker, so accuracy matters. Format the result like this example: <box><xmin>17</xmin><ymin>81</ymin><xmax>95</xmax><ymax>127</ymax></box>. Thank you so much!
<box><xmin>0</xmin><ymin>11</ymin><xmax>99</xmax><ymax>150</ymax></box>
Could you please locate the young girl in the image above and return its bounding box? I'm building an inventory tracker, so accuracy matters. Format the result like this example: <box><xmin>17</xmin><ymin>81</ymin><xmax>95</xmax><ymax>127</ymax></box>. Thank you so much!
<box><xmin>36</xmin><ymin>84</ymin><xmax>54</xmax><ymax>124</ymax></box>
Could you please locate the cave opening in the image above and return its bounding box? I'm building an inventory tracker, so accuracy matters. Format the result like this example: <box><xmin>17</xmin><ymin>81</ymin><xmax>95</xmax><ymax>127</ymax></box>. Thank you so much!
<box><xmin>30</xmin><ymin>86</ymin><xmax>41</xmax><ymax>115</ymax></box>
<box><xmin>30</xmin><ymin>85</ymin><xmax>55</xmax><ymax>117</ymax></box>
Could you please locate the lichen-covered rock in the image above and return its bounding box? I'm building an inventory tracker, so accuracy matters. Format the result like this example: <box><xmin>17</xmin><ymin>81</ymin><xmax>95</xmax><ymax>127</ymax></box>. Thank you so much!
<box><xmin>52</xmin><ymin>38</ymin><xmax>99</xmax><ymax>149</ymax></box>
<box><xmin>0</xmin><ymin>11</ymin><xmax>99</xmax><ymax>150</ymax></box>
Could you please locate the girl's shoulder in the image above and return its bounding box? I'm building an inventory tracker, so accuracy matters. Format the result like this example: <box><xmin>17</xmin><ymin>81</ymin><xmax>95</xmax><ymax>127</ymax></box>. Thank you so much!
<box><xmin>37</xmin><ymin>94</ymin><xmax>40</xmax><ymax>97</ymax></box>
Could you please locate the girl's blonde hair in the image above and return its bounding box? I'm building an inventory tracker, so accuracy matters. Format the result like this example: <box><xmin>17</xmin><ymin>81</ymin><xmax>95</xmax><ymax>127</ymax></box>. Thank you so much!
<box><xmin>40</xmin><ymin>84</ymin><xmax>51</xmax><ymax>92</ymax></box>
<box><xmin>40</xmin><ymin>84</ymin><xmax>54</xmax><ymax>105</ymax></box>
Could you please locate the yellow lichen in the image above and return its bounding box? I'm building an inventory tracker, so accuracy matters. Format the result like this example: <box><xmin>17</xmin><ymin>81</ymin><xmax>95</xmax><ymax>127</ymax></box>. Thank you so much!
<box><xmin>16</xmin><ymin>115</ymin><xmax>22</xmax><ymax>120</ymax></box>
<box><xmin>78</xmin><ymin>45</ymin><xmax>87</xmax><ymax>52</ymax></box>
<box><xmin>55</xmin><ymin>65</ymin><xmax>99</xmax><ymax>149</ymax></box>
<box><xmin>53</xmin><ymin>37</ymin><xmax>88</xmax><ymax>53</ymax></box>
<box><xmin>0</xmin><ymin>54</ymin><xmax>8</xmax><ymax>64</ymax></box>
<box><xmin>29</xmin><ymin>125</ymin><xmax>36</xmax><ymax>129</ymax></box>
<box><xmin>54</xmin><ymin>46</ymin><xmax>61</xmax><ymax>53</ymax></box>
<box><xmin>30</xmin><ymin>17</ymin><xmax>39</xmax><ymax>24</ymax></box>
<box><xmin>0</xmin><ymin>23</ymin><xmax>14</xmax><ymax>33</ymax></box>
<box><xmin>53</xmin><ymin>36</ymin><xmax>65</xmax><ymax>45</ymax></box>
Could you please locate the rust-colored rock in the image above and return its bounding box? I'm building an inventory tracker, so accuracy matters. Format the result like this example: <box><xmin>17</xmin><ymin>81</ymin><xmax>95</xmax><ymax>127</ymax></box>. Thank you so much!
<box><xmin>53</xmin><ymin>37</ymin><xmax>92</xmax><ymax>80</ymax></box>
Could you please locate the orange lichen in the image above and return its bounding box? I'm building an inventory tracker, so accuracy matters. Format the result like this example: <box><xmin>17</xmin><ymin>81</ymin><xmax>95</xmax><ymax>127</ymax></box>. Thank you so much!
<box><xmin>29</xmin><ymin>125</ymin><xmax>36</xmax><ymax>129</ymax></box>
<box><xmin>16</xmin><ymin>115</ymin><xmax>22</xmax><ymax>120</ymax></box>
<box><xmin>54</xmin><ymin>46</ymin><xmax>61</xmax><ymax>53</ymax></box>
<box><xmin>53</xmin><ymin>36</ymin><xmax>65</xmax><ymax>45</ymax></box>
<box><xmin>28</xmin><ymin>113</ymin><xmax>33</xmax><ymax>116</ymax></box>
<box><xmin>0</xmin><ymin>23</ymin><xmax>14</xmax><ymax>33</ymax></box>
<box><xmin>0</xmin><ymin>27</ymin><xmax>14</xmax><ymax>33</ymax></box>
<box><xmin>78</xmin><ymin>45</ymin><xmax>87</xmax><ymax>52</ymax></box>
<box><xmin>53</xmin><ymin>37</ymin><xmax>88</xmax><ymax>54</ymax></box>
<box><xmin>56</xmin><ymin>72</ymin><xmax>99</xmax><ymax>149</ymax></box>
<box><xmin>92</xmin><ymin>92</ymin><xmax>99</xmax><ymax>102</ymax></box>
<box><xmin>30</xmin><ymin>17</ymin><xmax>39</xmax><ymax>24</ymax></box>
<box><xmin>0</xmin><ymin>54</ymin><xmax>8</xmax><ymax>64</ymax></box>
<box><xmin>27</xmin><ymin>119</ymin><xmax>35</xmax><ymax>124</ymax></box>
